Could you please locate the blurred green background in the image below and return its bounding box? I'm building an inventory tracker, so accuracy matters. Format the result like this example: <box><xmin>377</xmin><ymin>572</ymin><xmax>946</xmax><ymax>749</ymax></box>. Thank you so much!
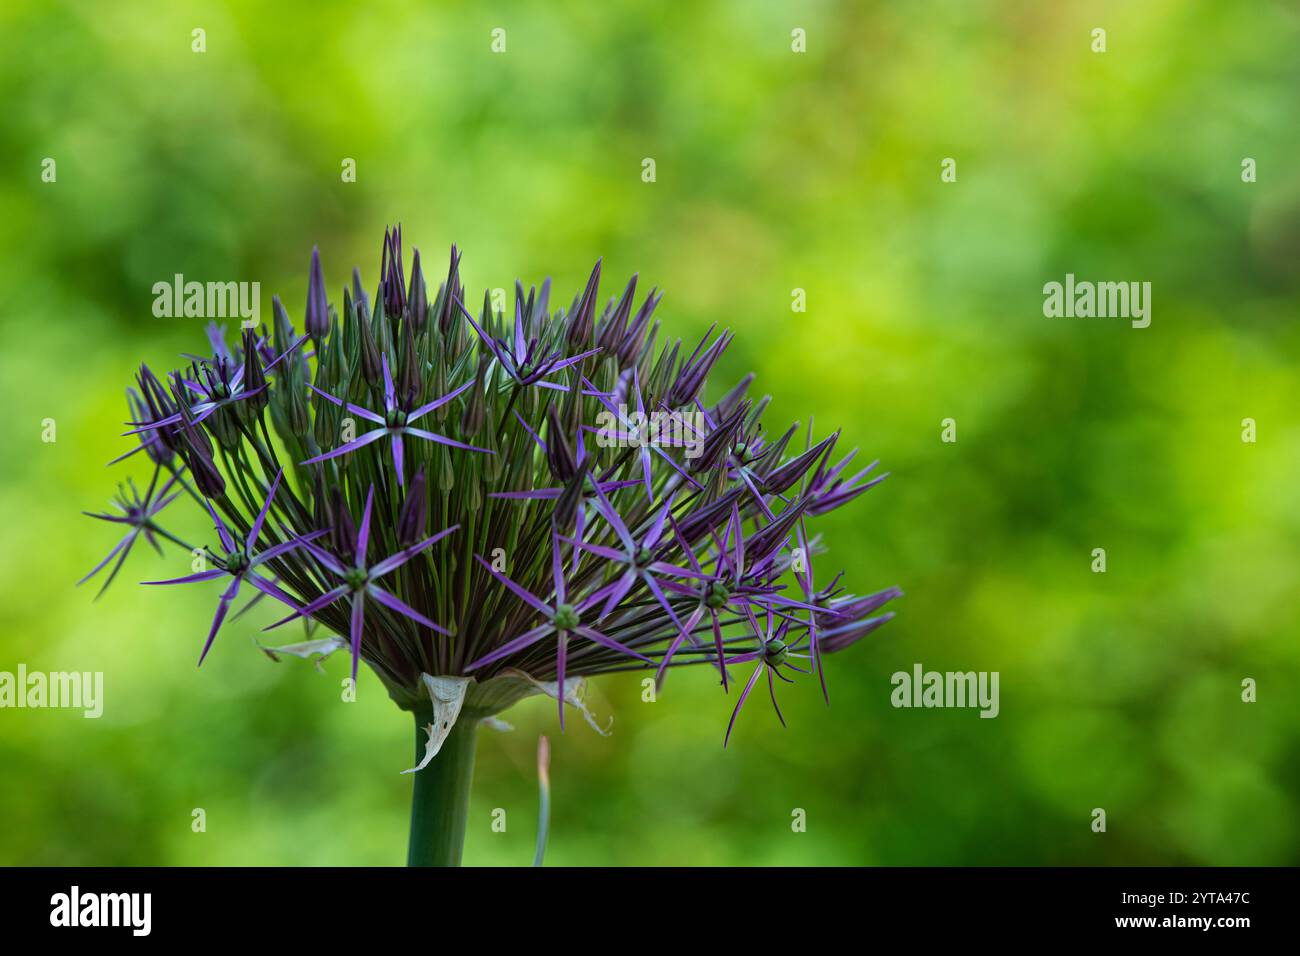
<box><xmin>1</xmin><ymin>0</ymin><xmax>1298</xmax><ymax>866</ymax></box>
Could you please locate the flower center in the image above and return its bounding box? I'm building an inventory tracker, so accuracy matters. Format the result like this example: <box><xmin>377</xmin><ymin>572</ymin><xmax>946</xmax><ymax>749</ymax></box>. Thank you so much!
<box><xmin>386</xmin><ymin>408</ymin><xmax>408</xmax><ymax>429</ymax></box>
<box><xmin>345</xmin><ymin>567</ymin><xmax>368</xmax><ymax>590</ymax></box>
<box><xmin>704</xmin><ymin>581</ymin><xmax>730</xmax><ymax>609</ymax></box>
<box><xmin>764</xmin><ymin>638</ymin><xmax>789</xmax><ymax>666</ymax></box>
<box><xmin>633</xmin><ymin>546</ymin><xmax>654</xmax><ymax>567</ymax></box>
<box><xmin>553</xmin><ymin>603</ymin><xmax>580</xmax><ymax>631</ymax></box>
<box><xmin>224</xmin><ymin>549</ymin><xmax>249</xmax><ymax>573</ymax></box>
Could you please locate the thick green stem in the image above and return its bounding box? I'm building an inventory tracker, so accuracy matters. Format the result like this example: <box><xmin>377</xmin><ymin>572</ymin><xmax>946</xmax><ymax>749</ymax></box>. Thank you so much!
<box><xmin>406</xmin><ymin>711</ymin><xmax>479</xmax><ymax>867</ymax></box>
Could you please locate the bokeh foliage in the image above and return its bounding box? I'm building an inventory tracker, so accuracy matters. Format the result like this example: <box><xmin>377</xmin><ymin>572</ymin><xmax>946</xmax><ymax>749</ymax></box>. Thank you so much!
<box><xmin>1</xmin><ymin>0</ymin><xmax>1298</xmax><ymax>865</ymax></box>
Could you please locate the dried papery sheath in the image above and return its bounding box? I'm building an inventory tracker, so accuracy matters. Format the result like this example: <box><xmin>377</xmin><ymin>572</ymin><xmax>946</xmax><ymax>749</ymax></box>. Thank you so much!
<box><xmin>84</xmin><ymin>229</ymin><xmax>899</xmax><ymax>864</ymax></box>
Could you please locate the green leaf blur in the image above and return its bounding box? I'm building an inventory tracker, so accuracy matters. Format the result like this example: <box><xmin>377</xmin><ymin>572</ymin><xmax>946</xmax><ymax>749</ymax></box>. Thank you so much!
<box><xmin>0</xmin><ymin>0</ymin><xmax>1297</xmax><ymax>865</ymax></box>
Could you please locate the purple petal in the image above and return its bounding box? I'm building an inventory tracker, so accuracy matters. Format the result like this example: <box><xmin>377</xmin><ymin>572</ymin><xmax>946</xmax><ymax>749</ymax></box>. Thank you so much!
<box><xmin>403</xmin><ymin>428</ymin><xmax>492</xmax><ymax>455</ymax></box>
<box><xmin>356</xmin><ymin>486</ymin><xmax>375</xmax><ymax>566</ymax></box>
<box><xmin>367</xmin><ymin>584</ymin><xmax>449</xmax><ymax>634</ymax></box>
<box><xmin>249</xmin><ymin>529</ymin><xmax>328</xmax><ymax>567</ymax></box>
<box><xmin>473</xmin><ymin>554</ymin><xmax>551</xmax><ymax>616</ymax></box>
<box><xmin>349</xmin><ymin>592</ymin><xmax>366</xmax><ymax>683</ymax></box>
<box><xmin>299</xmin><ymin>539</ymin><xmax>349</xmax><ymax>576</ymax></box>
<box><xmin>408</xmin><ymin>380</ymin><xmax>476</xmax><ymax>422</ymax></box>
<box><xmin>197</xmin><ymin>577</ymin><xmax>241</xmax><ymax>665</ymax></box>
<box><xmin>141</xmin><ymin>568</ymin><xmax>227</xmax><ymax>586</ymax></box>
<box><xmin>264</xmin><ymin>584</ymin><xmax>349</xmax><ymax>630</ymax></box>
<box><xmin>203</xmin><ymin>497</ymin><xmax>236</xmax><ymax>555</ymax></box>
<box><xmin>551</xmin><ymin>532</ymin><xmax>565</xmax><ymax>604</ymax></box>
<box><xmin>307</xmin><ymin>384</ymin><xmax>385</xmax><ymax>425</ymax></box>
<box><xmin>573</xmin><ymin>625</ymin><xmax>654</xmax><ymax>665</ymax></box>
<box><xmin>369</xmin><ymin>525</ymin><xmax>459</xmax><ymax>578</ymax></box>
<box><xmin>245</xmin><ymin>468</ymin><xmax>282</xmax><ymax>551</ymax></box>
<box><xmin>466</xmin><ymin>623</ymin><xmax>555</xmax><ymax>670</ymax></box>
<box><xmin>391</xmin><ymin>433</ymin><xmax>405</xmax><ymax>485</ymax></box>
<box><xmin>724</xmin><ymin>663</ymin><xmax>764</xmax><ymax>747</ymax></box>
<box><xmin>300</xmin><ymin>427</ymin><xmax>386</xmax><ymax>465</ymax></box>
<box><xmin>381</xmin><ymin>355</ymin><xmax>396</xmax><ymax>412</ymax></box>
<box><xmin>598</xmin><ymin>570</ymin><xmax>637</xmax><ymax>620</ymax></box>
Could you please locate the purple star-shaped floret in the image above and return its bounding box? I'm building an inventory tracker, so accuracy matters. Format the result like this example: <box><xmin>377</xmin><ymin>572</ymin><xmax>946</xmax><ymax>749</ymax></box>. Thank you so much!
<box><xmin>79</xmin><ymin>469</ymin><xmax>182</xmax><ymax>598</ymax></box>
<box><xmin>721</xmin><ymin>612</ymin><xmax>812</xmax><ymax>747</ymax></box>
<box><xmin>564</xmin><ymin>489</ymin><xmax>704</xmax><ymax>639</ymax></box>
<box><xmin>455</xmin><ymin>296</ymin><xmax>601</xmax><ymax>389</ymax></box>
<box><xmin>142</xmin><ymin>469</ymin><xmax>320</xmax><ymax>664</ymax></box>
<box><xmin>302</xmin><ymin>355</ymin><xmax>489</xmax><ymax>484</ymax></box>
<box><xmin>586</xmin><ymin>369</ymin><xmax>701</xmax><ymax>501</ymax></box>
<box><xmin>658</xmin><ymin>504</ymin><xmax>818</xmax><ymax>690</ymax></box>
<box><xmin>266</xmin><ymin>486</ymin><xmax>458</xmax><ymax>682</ymax></box>
<box><xmin>490</xmin><ymin>418</ymin><xmax>640</xmax><ymax>539</ymax></box>
<box><xmin>805</xmin><ymin>447</ymin><xmax>888</xmax><ymax>516</ymax></box>
<box><xmin>123</xmin><ymin>333</ymin><xmax>300</xmax><ymax>438</ymax></box>
<box><xmin>465</xmin><ymin>527</ymin><xmax>653</xmax><ymax>729</ymax></box>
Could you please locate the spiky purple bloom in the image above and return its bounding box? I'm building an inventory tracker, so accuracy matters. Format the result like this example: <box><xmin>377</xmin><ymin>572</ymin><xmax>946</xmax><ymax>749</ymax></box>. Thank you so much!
<box><xmin>143</xmin><ymin>469</ymin><xmax>320</xmax><ymax>664</ymax></box>
<box><xmin>83</xmin><ymin>229</ymin><xmax>898</xmax><ymax>752</ymax></box>
<box><xmin>79</xmin><ymin>470</ymin><xmax>182</xmax><ymax>598</ymax></box>
<box><xmin>457</xmin><ymin>296</ymin><xmax>602</xmax><ymax>389</ymax></box>
<box><xmin>304</xmin><ymin>355</ymin><xmax>488</xmax><ymax>484</ymax></box>
<box><xmin>267</xmin><ymin>486</ymin><xmax>458</xmax><ymax>683</ymax></box>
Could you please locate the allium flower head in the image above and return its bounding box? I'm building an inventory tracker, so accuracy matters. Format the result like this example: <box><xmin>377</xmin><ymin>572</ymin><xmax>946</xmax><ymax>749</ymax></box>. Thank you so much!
<box><xmin>85</xmin><ymin>229</ymin><xmax>899</xmax><ymax>748</ymax></box>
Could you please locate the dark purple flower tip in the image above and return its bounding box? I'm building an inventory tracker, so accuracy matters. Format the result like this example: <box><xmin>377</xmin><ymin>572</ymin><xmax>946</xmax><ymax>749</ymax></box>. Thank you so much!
<box><xmin>305</xmin><ymin>245</ymin><xmax>329</xmax><ymax>340</ymax></box>
<box><xmin>565</xmin><ymin>258</ymin><xmax>602</xmax><ymax>348</ymax></box>
<box><xmin>240</xmin><ymin>328</ymin><xmax>270</xmax><ymax>415</ymax></box>
<box><xmin>397</xmin><ymin>466</ymin><xmax>428</xmax><ymax>546</ymax></box>
<box><xmin>616</xmin><ymin>286</ymin><xmax>662</xmax><ymax>367</ymax></box>
<box><xmin>762</xmin><ymin>432</ymin><xmax>839</xmax><ymax>496</ymax></box>
<box><xmin>379</xmin><ymin>225</ymin><xmax>406</xmax><ymax>321</ymax></box>
<box><xmin>670</xmin><ymin>326</ymin><xmax>732</xmax><ymax>407</ymax></box>
<box><xmin>596</xmin><ymin>273</ymin><xmax>638</xmax><ymax>352</ymax></box>
<box><xmin>407</xmin><ymin>247</ymin><xmax>428</xmax><ymax>332</ymax></box>
<box><xmin>544</xmin><ymin>402</ymin><xmax>578</xmax><ymax>482</ymax></box>
<box><xmin>113</xmin><ymin>386</ymin><xmax>173</xmax><ymax>467</ymax></box>
<box><xmin>437</xmin><ymin>244</ymin><xmax>464</xmax><ymax>334</ymax></box>
<box><xmin>820</xmin><ymin>611</ymin><xmax>897</xmax><ymax>654</ymax></box>
<box><xmin>174</xmin><ymin>396</ymin><xmax>225</xmax><ymax>498</ymax></box>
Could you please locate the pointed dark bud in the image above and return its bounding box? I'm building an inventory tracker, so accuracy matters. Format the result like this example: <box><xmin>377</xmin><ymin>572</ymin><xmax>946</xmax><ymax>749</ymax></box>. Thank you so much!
<box><xmin>553</xmin><ymin>460</ymin><xmax>590</xmax><ymax>532</ymax></box>
<box><xmin>136</xmin><ymin>364</ymin><xmax>180</xmax><ymax>454</ymax></box>
<box><xmin>407</xmin><ymin>247</ymin><xmax>428</xmax><ymax>332</ymax></box>
<box><xmin>356</xmin><ymin>304</ymin><xmax>383</xmax><ymax>390</ymax></box>
<box><xmin>670</xmin><ymin>327</ymin><xmax>732</xmax><ymax>406</ymax></box>
<box><xmin>240</xmin><ymin>328</ymin><xmax>269</xmax><ymax>415</ymax></box>
<box><xmin>437</xmin><ymin>245</ymin><xmax>464</xmax><ymax>335</ymax></box>
<box><xmin>746</xmin><ymin>497</ymin><xmax>811</xmax><ymax>567</ymax></box>
<box><xmin>566</xmin><ymin>258</ymin><xmax>602</xmax><ymax>348</ymax></box>
<box><xmin>328</xmin><ymin>487</ymin><xmax>357</xmax><ymax>558</ymax></box>
<box><xmin>709</xmin><ymin>373</ymin><xmax>754</xmax><ymax>423</ymax></box>
<box><xmin>762</xmin><ymin>432</ymin><xmax>837</xmax><ymax>495</ymax></box>
<box><xmin>398</xmin><ymin>314</ymin><xmax>422</xmax><ymax>407</ymax></box>
<box><xmin>271</xmin><ymin>296</ymin><xmax>297</xmax><ymax>366</ymax></box>
<box><xmin>460</xmin><ymin>355</ymin><xmax>489</xmax><ymax>436</ymax></box>
<box><xmin>397</xmin><ymin>467</ymin><xmax>428</xmax><ymax>546</ymax></box>
<box><xmin>597</xmin><ymin>273</ymin><xmax>638</xmax><ymax>353</ymax></box>
<box><xmin>544</xmin><ymin>402</ymin><xmax>578</xmax><ymax>482</ymax></box>
<box><xmin>379</xmin><ymin>225</ymin><xmax>406</xmax><ymax>323</ymax></box>
<box><xmin>351</xmin><ymin>266</ymin><xmax>370</xmax><ymax>319</ymax></box>
<box><xmin>690</xmin><ymin>400</ymin><xmax>749</xmax><ymax>474</ymax></box>
<box><xmin>617</xmin><ymin>287</ymin><xmax>661</xmax><ymax>367</ymax></box>
<box><xmin>676</xmin><ymin>488</ymin><xmax>745</xmax><ymax>544</ymax></box>
<box><xmin>126</xmin><ymin>387</ymin><xmax>172</xmax><ymax>466</ymax></box>
<box><xmin>305</xmin><ymin>245</ymin><xmax>329</xmax><ymax>342</ymax></box>
<box><xmin>175</xmin><ymin>389</ymin><xmax>225</xmax><ymax>498</ymax></box>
